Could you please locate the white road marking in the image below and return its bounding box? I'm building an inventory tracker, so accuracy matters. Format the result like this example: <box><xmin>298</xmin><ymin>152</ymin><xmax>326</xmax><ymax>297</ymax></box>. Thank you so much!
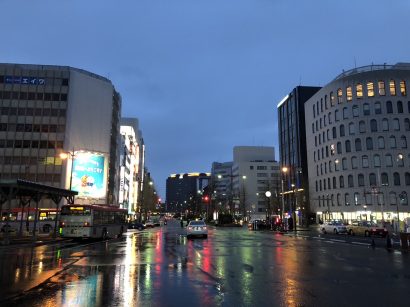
<box><xmin>330</xmin><ymin>239</ymin><xmax>346</xmax><ymax>243</ymax></box>
<box><xmin>352</xmin><ymin>242</ymin><xmax>370</xmax><ymax>246</ymax></box>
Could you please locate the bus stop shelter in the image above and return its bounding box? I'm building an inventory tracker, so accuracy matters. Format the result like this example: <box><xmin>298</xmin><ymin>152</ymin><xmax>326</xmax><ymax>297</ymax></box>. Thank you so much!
<box><xmin>0</xmin><ymin>179</ymin><xmax>78</xmax><ymax>245</ymax></box>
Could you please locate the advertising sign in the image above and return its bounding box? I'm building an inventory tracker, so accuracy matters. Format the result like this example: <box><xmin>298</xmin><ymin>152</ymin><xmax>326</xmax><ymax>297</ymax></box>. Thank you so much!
<box><xmin>71</xmin><ymin>152</ymin><xmax>106</xmax><ymax>198</ymax></box>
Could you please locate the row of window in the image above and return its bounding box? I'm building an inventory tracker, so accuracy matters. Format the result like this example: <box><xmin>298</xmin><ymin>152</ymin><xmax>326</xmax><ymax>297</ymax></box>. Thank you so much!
<box><xmin>0</xmin><ymin>139</ymin><xmax>64</xmax><ymax>149</ymax></box>
<box><xmin>316</xmin><ymin>153</ymin><xmax>409</xmax><ymax>176</ymax></box>
<box><xmin>0</xmin><ymin>107</ymin><xmax>67</xmax><ymax>117</ymax></box>
<box><xmin>0</xmin><ymin>123</ymin><xmax>66</xmax><ymax>133</ymax></box>
<box><xmin>312</xmin><ymin>100</ymin><xmax>410</xmax><ymax>133</ymax></box>
<box><xmin>0</xmin><ymin>91</ymin><xmax>68</xmax><ymax>101</ymax></box>
<box><xmin>0</xmin><ymin>172</ymin><xmax>62</xmax><ymax>182</ymax></box>
<box><xmin>317</xmin><ymin>191</ymin><xmax>408</xmax><ymax>207</ymax></box>
<box><xmin>0</xmin><ymin>155</ymin><xmax>63</xmax><ymax>165</ymax></box>
<box><xmin>0</xmin><ymin>76</ymin><xmax>69</xmax><ymax>86</ymax></box>
<box><xmin>249</xmin><ymin>165</ymin><xmax>277</xmax><ymax>170</ymax></box>
<box><xmin>315</xmin><ymin>172</ymin><xmax>410</xmax><ymax>192</ymax></box>
<box><xmin>314</xmin><ymin>135</ymin><xmax>408</xmax><ymax>162</ymax></box>
<box><xmin>313</xmin><ymin>80</ymin><xmax>407</xmax><ymax>117</ymax></box>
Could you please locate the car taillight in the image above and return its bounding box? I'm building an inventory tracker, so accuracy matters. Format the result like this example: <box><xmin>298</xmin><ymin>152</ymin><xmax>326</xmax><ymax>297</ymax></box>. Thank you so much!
<box><xmin>188</xmin><ymin>226</ymin><xmax>193</xmax><ymax>230</ymax></box>
<box><xmin>60</xmin><ymin>222</ymin><xmax>65</xmax><ymax>227</ymax></box>
<box><xmin>84</xmin><ymin>222</ymin><xmax>90</xmax><ymax>227</ymax></box>
<box><xmin>202</xmin><ymin>226</ymin><xmax>207</xmax><ymax>230</ymax></box>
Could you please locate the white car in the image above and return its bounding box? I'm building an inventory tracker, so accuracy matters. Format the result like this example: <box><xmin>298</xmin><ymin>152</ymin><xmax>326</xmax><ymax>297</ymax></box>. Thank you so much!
<box><xmin>187</xmin><ymin>220</ymin><xmax>208</xmax><ymax>238</ymax></box>
<box><xmin>144</xmin><ymin>220</ymin><xmax>154</xmax><ymax>228</ymax></box>
<box><xmin>320</xmin><ymin>221</ymin><xmax>348</xmax><ymax>234</ymax></box>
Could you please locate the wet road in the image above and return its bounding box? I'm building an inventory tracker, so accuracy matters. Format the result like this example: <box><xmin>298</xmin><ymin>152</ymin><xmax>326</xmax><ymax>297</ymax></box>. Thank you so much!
<box><xmin>0</xmin><ymin>220</ymin><xmax>409</xmax><ymax>307</ymax></box>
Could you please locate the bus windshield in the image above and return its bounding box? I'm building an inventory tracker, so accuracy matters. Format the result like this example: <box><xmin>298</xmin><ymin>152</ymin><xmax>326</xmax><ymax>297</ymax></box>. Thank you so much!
<box><xmin>61</xmin><ymin>206</ymin><xmax>91</xmax><ymax>216</ymax></box>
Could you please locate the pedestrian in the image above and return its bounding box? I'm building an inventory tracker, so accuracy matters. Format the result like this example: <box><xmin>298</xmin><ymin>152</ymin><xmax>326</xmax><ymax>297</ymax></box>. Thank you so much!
<box><xmin>180</xmin><ymin>218</ymin><xmax>184</xmax><ymax>228</ymax></box>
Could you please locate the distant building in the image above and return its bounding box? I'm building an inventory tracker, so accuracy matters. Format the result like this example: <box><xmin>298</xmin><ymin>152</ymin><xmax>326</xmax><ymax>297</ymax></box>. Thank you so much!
<box><xmin>211</xmin><ymin>162</ymin><xmax>233</xmax><ymax>209</ymax></box>
<box><xmin>232</xmin><ymin>146</ymin><xmax>280</xmax><ymax>219</ymax></box>
<box><xmin>0</xmin><ymin>63</ymin><xmax>121</xmax><ymax>207</ymax></box>
<box><xmin>277</xmin><ymin>86</ymin><xmax>321</xmax><ymax>225</ymax></box>
<box><xmin>304</xmin><ymin>63</ymin><xmax>410</xmax><ymax>224</ymax></box>
<box><xmin>119</xmin><ymin>118</ymin><xmax>145</xmax><ymax>218</ymax></box>
<box><xmin>166</xmin><ymin>172</ymin><xmax>210</xmax><ymax>213</ymax></box>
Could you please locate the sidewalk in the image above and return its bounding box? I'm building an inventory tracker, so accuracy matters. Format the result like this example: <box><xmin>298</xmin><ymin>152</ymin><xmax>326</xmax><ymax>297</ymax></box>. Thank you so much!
<box><xmin>0</xmin><ymin>233</ymin><xmax>68</xmax><ymax>248</ymax></box>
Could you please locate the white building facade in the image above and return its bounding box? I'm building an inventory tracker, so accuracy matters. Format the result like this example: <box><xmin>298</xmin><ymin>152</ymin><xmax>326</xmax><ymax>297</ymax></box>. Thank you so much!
<box><xmin>305</xmin><ymin>63</ymin><xmax>410</xmax><ymax>225</ymax></box>
<box><xmin>232</xmin><ymin>146</ymin><xmax>280</xmax><ymax>220</ymax></box>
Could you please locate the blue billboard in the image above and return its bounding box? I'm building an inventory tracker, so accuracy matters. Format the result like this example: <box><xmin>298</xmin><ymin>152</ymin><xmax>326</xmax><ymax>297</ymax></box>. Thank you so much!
<box><xmin>71</xmin><ymin>152</ymin><xmax>106</xmax><ymax>198</ymax></box>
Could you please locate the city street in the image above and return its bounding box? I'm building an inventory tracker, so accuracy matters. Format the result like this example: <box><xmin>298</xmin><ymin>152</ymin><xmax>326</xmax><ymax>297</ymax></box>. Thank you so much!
<box><xmin>0</xmin><ymin>220</ymin><xmax>409</xmax><ymax>307</ymax></box>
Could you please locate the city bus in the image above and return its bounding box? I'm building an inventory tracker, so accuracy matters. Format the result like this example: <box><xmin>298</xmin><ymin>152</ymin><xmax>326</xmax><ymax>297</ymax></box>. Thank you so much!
<box><xmin>60</xmin><ymin>204</ymin><xmax>127</xmax><ymax>239</ymax></box>
<box><xmin>0</xmin><ymin>207</ymin><xmax>58</xmax><ymax>234</ymax></box>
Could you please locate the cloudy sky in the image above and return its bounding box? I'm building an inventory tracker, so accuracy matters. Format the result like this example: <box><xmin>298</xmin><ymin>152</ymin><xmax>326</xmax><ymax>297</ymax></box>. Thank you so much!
<box><xmin>1</xmin><ymin>0</ymin><xmax>409</xmax><ymax>198</ymax></box>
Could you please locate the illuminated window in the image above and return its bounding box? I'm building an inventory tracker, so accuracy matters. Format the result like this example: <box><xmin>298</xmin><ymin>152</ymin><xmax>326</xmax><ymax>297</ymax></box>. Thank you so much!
<box><xmin>389</xmin><ymin>80</ymin><xmax>396</xmax><ymax>96</ymax></box>
<box><xmin>337</xmin><ymin>88</ymin><xmax>343</xmax><ymax>103</ymax></box>
<box><xmin>400</xmin><ymin>80</ymin><xmax>407</xmax><ymax>96</ymax></box>
<box><xmin>378</xmin><ymin>81</ymin><xmax>385</xmax><ymax>96</ymax></box>
<box><xmin>356</xmin><ymin>84</ymin><xmax>363</xmax><ymax>98</ymax></box>
<box><xmin>346</xmin><ymin>86</ymin><xmax>352</xmax><ymax>101</ymax></box>
<box><xmin>367</xmin><ymin>82</ymin><xmax>375</xmax><ymax>97</ymax></box>
<box><xmin>330</xmin><ymin>92</ymin><xmax>335</xmax><ymax>106</ymax></box>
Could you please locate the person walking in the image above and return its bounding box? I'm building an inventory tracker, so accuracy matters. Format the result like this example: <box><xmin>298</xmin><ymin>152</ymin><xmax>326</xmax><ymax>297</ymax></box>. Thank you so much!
<box><xmin>180</xmin><ymin>218</ymin><xmax>184</xmax><ymax>228</ymax></box>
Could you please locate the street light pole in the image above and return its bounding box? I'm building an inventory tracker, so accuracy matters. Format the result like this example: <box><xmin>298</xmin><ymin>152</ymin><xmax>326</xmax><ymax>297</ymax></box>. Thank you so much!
<box><xmin>281</xmin><ymin>167</ymin><xmax>288</xmax><ymax>225</ymax></box>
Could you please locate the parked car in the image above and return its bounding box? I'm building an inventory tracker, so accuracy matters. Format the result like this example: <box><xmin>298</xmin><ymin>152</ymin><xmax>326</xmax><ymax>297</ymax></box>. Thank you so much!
<box><xmin>128</xmin><ymin>222</ymin><xmax>145</xmax><ymax>231</ymax></box>
<box><xmin>248</xmin><ymin>219</ymin><xmax>269</xmax><ymax>230</ymax></box>
<box><xmin>347</xmin><ymin>220</ymin><xmax>388</xmax><ymax>237</ymax></box>
<box><xmin>187</xmin><ymin>220</ymin><xmax>208</xmax><ymax>238</ymax></box>
<box><xmin>320</xmin><ymin>221</ymin><xmax>348</xmax><ymax>234</ymax></box>
<box><xmin>144</xmin><ymin>220</ymin><xmax>154</xmax><ymax>228</ymax></box>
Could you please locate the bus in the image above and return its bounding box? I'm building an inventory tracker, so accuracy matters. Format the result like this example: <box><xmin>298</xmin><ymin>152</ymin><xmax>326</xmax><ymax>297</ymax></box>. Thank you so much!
<box><xmin>0</xmin><ymin>207</ymin><xmax>58</xmax><ymax>234</ymax></box>
<box><xmin>60</xmin><ymin>204</ymin><xmax>127</xmax><ymax>239</ymax></box>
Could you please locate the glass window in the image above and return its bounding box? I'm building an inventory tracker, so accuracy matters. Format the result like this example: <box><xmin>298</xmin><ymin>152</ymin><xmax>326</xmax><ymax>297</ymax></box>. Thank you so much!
<box><xmin>335</xmin><ymin>109</ymin><xmax>340</xmax><ymax>121</ymax></box>
<box><xmin>374</xmin><ymin>154</ymin><xmax>381</xmax><ymax>167</ymax></box>
<box><xmin>337</xmin><ymin>142</ymin><xmax>342</xmax><ymax>154</ymax></box>
<box><xmin>386</xmin><ymin>101</ymin><xmax>393</xmax><ymax>113</ymax></box>
<box><xmin>359</xmin><ymin>121</ymin><xmax>366</xmax><ymax>133</ymax></box>
<box><xmin>370</xmin><ymin>119</ymin><xmax>378</xmax><ymax>132</ymax></box>
<box><xmin>398</xmin><ymin>101</ymin><xmax>403</xmax><ymax>113</ymax></box>
<box><xmin>382</xmin><ymin>118</ymin><xmax>389</xmax><ymax>131</ymax></box>
<box><xmin>400</xmin><ymin>80</ymin><xmax>407</xmax><ymax>96</ymax></box>
<box><xmin>390</xmin><ymin>136</ymin><xmax>397</xmax><ymax>148</ymax></box>
<box><xmin>367</xmin><ymin>82</ymin><xmax>375</xmax><ymax>97</ymax></box>
<box><xmin>335</xmin><ymin>159</ymin><xmax>340</xmax><ymax>171</ymax></box>
<box><xmin>397</xmin><ymin>154</ymin><xmax>404</xmax><ymax>166</ymax></box>
<box><xmin>405</xmin><ymin>119</ymin><xmax>410</xmax><ymax>131</ymax></box>
<box><xmin>337</xmin><ymin>193</ymin><xmax>341</xmax><ymax>206</ymax></box>
<box><xmin>356</xmin><ymin>83</ymin><xmax>363</xmax><ymax>98</ymax></box>
<box><xmin>386</xmin><ymin>154</ymin><xmax>393</xmax><ymax>166</ymax></box>
<box><xmin>366</xmin><ymin>137</ymin><xmax>373</xmax><ymax>150</ymax></box>
<box><xmin>363</xmin><ymin>103</ymin><xmax>370</xmax><ymax>115</ymax></box>
<box><xmin>347</xmin><ymin>86</ymin><xmax>353</xmax><ymax>101</ymax></box>
<box><xmin>352</xmin><ymin>156</ymin><xmax>358</xmax><ymax>169</ymax></box>
<box><xmin>340</xmin><ymin>124</ymin><xmax>345</xmax><ymax>137</ymax></box>
<box><xmin>337</xmin><ymin>88</ymin><xmax>343</xmax><ymax>103</ymax></box>
<box><xmin>348</xmin><ymin>175</ymin><xmax>354</xmax><ymax>187</ymax></box>
<box><xmin>378</xmin><ymin>136</ymin><xmax>385</xmax><ymax>149</ymax></box>
<box><xmin>332</xmin><ymin>127</ymin><xmax>337</xmax><ymax>138</ymax></box>
<box><xmin>343</xmin><ymin>107</ymin><xmax>348</xmax><ymax>119</ymax></box>
<box><xmin>362</xmin><ymin>155</ymin><xmax>369</xmax><ymax>168</ymax></box>
<box><xmin>313</xmin><ymin>105</ymin><xmax>316</xmax><ymax>117</ymax></box>
<box><xmin>339</xmin><ymin>176</ymin><xmax>344</xmax><ymax>188</ymax></box>
<box><xmin>345</xmin><ymin>140</ymin><xmax>351</xmax><ymax>152</ymax></box>
<box><xmin>358</xmin><ymin>174</ymin><xmax>365</xmax><ymax>187</ymax></box>
<box><xmin>405</xmin><ymin>173</ymin><xmax>410</xmax><ymax>186</ymax></box>
<box><xmin>328</xmin><ymin>112</ymin><xmax>332</xmax><ymax>124</ymax></box>
<box><xmin>394</xmin><ymin>173</ymin><xmax>401</xmax><ymax>186</ymax></box>
<box><xmin>378</xmin><ymin>81</ymin><xmax>386</xmax><ymax>96</ymax></box>
<box><xmin>389</xmin><ymin>80</ymin><xmax>396</xmax><ymax>96</ymax></box>
<box><xmin>355</xmin><ymin>138</ymin><xmax>362</xmax><ymax>151</ymax></box>
<box><xmin>401</xmin><ymin>136</ymin><xmax>407</xmax><ymax>148</ymax></box>
<box><xmin>369</xmin><ymin>173</ymin><xmax>376</xmax><ymax>186</ymax></box>
<box><xmin>354</xmin><ymin>192</ymin><xmax>360</xmax><ymax>205</ymax></box>
<box><xmin>349</xmin><ymin>122</ymin><xmax>355</xmax><ymax>135</ymax></box>
<box><xmin>330</xmin><ymin>91</ymin><xmax>335</xmax><ymax>106</ymax></box>
<box><xmin>333</xmin><ymin>177</ymin><xmax>337</xmax><ymax>188</ymax></box>
<box><xmin>342</xmin><ymin>158</ymin><xmax>347</xmax><ymax>170</ymax></box>
<box><xmin>352</xmin><ymin>105</ymin><xmax>359</xmax><ymax>117</ymax></box>
<box><xmin>375</xmin><ymin>101</ymin><xmax>382</xmax><ymax>114</ymax></box>
<box><xmin>393</xmin><ymin>118</ymin><xmax>400</xmax><ymax>131</ymax></box>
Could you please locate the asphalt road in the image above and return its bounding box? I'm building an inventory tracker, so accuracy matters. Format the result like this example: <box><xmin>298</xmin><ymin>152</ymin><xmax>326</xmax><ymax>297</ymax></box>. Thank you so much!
<box><xmin>0</xmin><ymin>220</ymin><xmax>409</xmax><ymax>307</ymax></box>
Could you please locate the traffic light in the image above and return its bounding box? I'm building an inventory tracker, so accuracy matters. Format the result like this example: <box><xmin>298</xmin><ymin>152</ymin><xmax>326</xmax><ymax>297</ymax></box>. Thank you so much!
<box><xmin>202</xmin><ymin>195</ymin><xmax>209</xmax><ymax>202</ymax></box>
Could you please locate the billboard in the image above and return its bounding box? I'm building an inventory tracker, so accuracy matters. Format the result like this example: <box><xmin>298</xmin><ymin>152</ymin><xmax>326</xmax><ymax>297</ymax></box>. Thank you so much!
<box><xmin>71</xmin><ymin>152</ymin><xmax>106</xmax><ymax>199</ymax></box>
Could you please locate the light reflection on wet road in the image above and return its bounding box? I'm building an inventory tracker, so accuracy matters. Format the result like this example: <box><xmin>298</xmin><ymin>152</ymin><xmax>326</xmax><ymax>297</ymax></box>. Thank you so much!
<box><xmin>0</xmin><ymin>220</ymin><xmax>409</xmax><ymax>306</ymax></box>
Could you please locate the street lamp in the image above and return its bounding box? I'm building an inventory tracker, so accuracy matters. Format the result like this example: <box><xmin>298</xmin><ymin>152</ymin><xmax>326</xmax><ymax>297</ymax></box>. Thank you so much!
<box><xmin>265</xmin><ymin>190</ymin><xmax>272</xmax><ymax>226</ymax></box>
<box><xmin>59</xmin><ymin>149</ymin><xmax>76</xmax><ymax>190</ymax></box>
<box><xmin>281</xmin><ymin>167</ymin><xmax>288</xmax><ymax>223</ymax></box>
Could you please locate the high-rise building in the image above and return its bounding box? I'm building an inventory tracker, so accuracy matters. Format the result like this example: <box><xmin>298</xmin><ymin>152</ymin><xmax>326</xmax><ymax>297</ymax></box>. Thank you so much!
<box><xmin>211</xmin><ymin>162</ymin><xmax>233</xmax><ymax>209</ymax></box>
<box><xmin>232</xmin><ymin>146</ymin><xmax>279</xmax><ymax>220</ymax></box>
<box><xmin>166</xmin><ymin>173</ymin><xmax>210</xmax><ymax>214</ymax></box>
<box><xmin>0</xmin><ymin>63</ymin><xmax>121</xmax><ymax>207</ymax></box>
<box><xmin>304</xmin><ymin>63</ymin><xmax>410</xmax><ymax>225</ymax></box>
<box><xmin>277</xmin><ymin>86</ymin><xmax>321</xmax><ymax>225</ymax></box>
<box><xmin>119</xmin><ymin>118</ymin><xmax>145</xmax><ymax>218</ymax></box>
